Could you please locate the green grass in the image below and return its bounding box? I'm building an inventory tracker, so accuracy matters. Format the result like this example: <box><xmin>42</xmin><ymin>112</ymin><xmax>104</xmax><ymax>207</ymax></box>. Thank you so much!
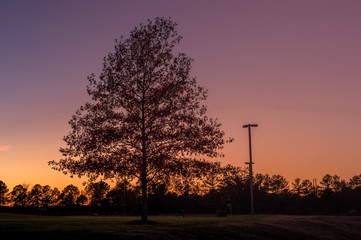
<box><xmin>1</xmin><ymin>213</ymin><xmax>361</xmax><ymax>239</ymax></box>
<box><xmin>0</xmin><ymin>213</ymin><xmax>265</xmax><ymax>239</ymax></box>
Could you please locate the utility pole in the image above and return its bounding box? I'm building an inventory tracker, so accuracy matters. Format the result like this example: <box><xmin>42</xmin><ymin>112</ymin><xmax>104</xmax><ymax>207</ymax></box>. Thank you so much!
<box><xmin>243</xmin><ymin>124</ymin><xmax>258</xmax><ymax>215</ymax></box>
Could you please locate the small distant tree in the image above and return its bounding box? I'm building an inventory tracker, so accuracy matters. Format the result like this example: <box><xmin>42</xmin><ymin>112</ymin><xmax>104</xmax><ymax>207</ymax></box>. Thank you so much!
<box><xmin>41</xmin><ymin>185</ymin><xmax>54</xmax><ymax>207</ymax></box>
<box><xmin>85</xmin><ymin>181</ymin><xmax>110</xmax><ymax>206</ymax></box>
<box><xmin>269</xmin><ymin>175</ymin><xmax>289</xmax><ymax>194</ymax></box>
<box><xmin>349</xmin><ymin>174</ymin><xmax>361</xmax><ymax>189</ymax></box>
<box><xmin>76</xmin><ymin>192</ymin><xmax>88</xmax><ymax>206</ymax></box>
<box><xmin>217</xmin><ymin>167</ymin><xmax>248</xmax><ymax>213</ymax></box>
<box><xmin>320</xmin><ymin>174</ymin><xmax>333</xmax><ymax>190</ymax></box>
<box><xmin>11</xmin><ymin>184</ymin><xmax>28</xmax><ymax>207</ymax></box>
<box><xmin>28</xmin><ymin>184</ymin><xmax>43</xmax><ymax>207</ymax></box>
<box><xmin>59</xmin><ymin>184</ymin><xmax>80</xmax><ymax>206</ymax></box>
<box><xmin>254</xmin><ymin>173</ymin><xmax>271</xmax><ymax>193</ymax></box>
<box><xmin>320</xmin><ymin>174</ymin><xmax>346</xmax><ymax>193</ymax></box>
<box><xmin>170</xmin><ymin>175</ymin><xmax>200</xmax><ymax>197</ymax></box>
<box><xmin>49</xmin><ymin>17</ymin><xmax>230</xmax><ymax>221</ymax></box>
<box><xmin>291</xmin><ymin>178</ymin><xmax>314</xmax><ymax>197</ymax></box>
<box><xmin>300</xmin><ymin>179</ymin><xmax>313</xmax><ymax>196</ymax></box>
<box><xmin>291</xmin><ymin>178</ymin><xmax>302</xmax><ymax>195</ymax></box>
<box><xmin>0</xmin><ymin>180</ymin><xmax>9</xmax><ymax>206</ymax></box>
<box><xmin>331</xmin><ymin>175</ymin><xmax>346</xmax><ymax>192</ymax></box>
<box><xmin>50</xmin><ymin>187</ymin><xmax>61</xmax><ymax>206</ymax></box>
<box><xmin>199</xmin><ymin>162</ymin><xmax>225</xmax><ymax>195</ymax></box>
<box><xmin>106</xmin><ymin>179</ymin><xmax>136</xmax><ymax>214</ymax></box>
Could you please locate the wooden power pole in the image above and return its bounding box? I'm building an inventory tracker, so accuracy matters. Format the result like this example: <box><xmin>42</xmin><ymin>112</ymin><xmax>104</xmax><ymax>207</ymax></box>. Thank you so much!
<box><xmin>243</xmin><ymin>124</ymin><xmax>258</xmax><ymax>215</ymax></box>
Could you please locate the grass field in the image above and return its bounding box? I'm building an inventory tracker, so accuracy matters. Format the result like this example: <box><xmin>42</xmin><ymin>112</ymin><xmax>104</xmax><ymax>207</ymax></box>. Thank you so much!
<box><xmin>1</xmin><ymin>213</ymin><xmax>361</xmax><ymax>239</ymax></box>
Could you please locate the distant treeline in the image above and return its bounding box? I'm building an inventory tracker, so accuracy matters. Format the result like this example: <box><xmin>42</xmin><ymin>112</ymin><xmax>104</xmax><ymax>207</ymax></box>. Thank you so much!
<box><xmin>1</xmin><ymin>167</ymin><xmax>361</xmax><ymax>215</ymax></box>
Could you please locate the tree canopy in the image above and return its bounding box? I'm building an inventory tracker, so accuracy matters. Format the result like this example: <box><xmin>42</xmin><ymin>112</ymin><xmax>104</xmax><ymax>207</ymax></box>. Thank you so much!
<box><xmin>49</xmin><ymin>17</ymin><xmax>229</xmax><ymax>221</ymax></box>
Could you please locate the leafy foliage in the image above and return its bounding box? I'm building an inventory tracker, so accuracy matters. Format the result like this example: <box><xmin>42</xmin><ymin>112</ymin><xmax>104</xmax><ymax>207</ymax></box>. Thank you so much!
<box><xmin>10</xmin><ymin>184</ymin><xmax>28</xmax><ymax>207</ymax></box>
<box><xmin>59</xmin><ymin>184</ymin><xmax>80</xmax><ymax>206</ymax></box>
<box><xmin>48</xmin><ymin>17</ymin><xmax>229</xmax><ymax>220</ymax></box>
<box><xmin>0</xmin><ymin>181</ymin><xmax>9</xmax><ymax>206</ymax></box>
<box><xmin>85</xmin><ymin>180</ymin><xmax>110</xmax><ymax>206</ymax></box>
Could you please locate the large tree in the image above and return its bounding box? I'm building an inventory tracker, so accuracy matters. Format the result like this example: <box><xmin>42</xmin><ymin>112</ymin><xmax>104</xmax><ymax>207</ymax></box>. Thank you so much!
<box><xmin>49</xmin><ymin>17</ymin><xmax>229</xmax><ymax>221</ymax></box>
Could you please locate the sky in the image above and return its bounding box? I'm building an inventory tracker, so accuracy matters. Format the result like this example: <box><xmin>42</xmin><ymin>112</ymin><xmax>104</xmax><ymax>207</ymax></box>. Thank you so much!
<box><xmin>1</xmin><ymin>0</ymin><xmax>361</xmax><ymax>190</ymax></box>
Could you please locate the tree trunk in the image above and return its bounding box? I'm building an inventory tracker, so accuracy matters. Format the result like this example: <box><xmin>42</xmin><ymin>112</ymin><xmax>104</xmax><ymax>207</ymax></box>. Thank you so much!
<box><xmin>141</xmin><ymin>88</ymin><xmax>148</xmax><ymax>222</ymax></box>
<box><xmin>141</xmin><ymin>171</ymin><xmax>148</xmax><ymax>222</ymax></box>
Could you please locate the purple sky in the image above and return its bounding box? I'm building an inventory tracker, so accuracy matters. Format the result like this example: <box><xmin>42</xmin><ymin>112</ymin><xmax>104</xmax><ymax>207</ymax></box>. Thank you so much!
<box><xmin>1</xmin><ymin>0</ymin><xmax>361</xmax><ymax>189</ymax></box>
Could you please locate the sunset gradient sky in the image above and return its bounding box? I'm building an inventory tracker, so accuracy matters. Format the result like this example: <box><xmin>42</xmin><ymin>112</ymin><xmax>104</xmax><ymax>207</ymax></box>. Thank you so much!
<box><xmin>1</xmin><ymin>0</ymin><xmax>361</xmax><ymax>190</ymax></box>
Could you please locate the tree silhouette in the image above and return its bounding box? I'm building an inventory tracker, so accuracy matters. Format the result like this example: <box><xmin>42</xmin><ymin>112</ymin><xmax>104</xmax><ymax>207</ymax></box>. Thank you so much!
<box><xmin>10</xmin><ymin>184</ymin><xmax>28</xmax><ymax>207</ymax></box>
<box><xmin>349</xmin><ymin>174</ymin><xmax>361</xmax><ymax>189</ymax></box>
<box><xmin>49</xmin><ymin>17</ymin><xmax>229</xmax><ymax>221</ymax></box>
<box><xmin>300</xmin><ymin>179</ymin><xmax>313</xmax><ymax>196</ymax></box>
<box><xmin>76</xmin><ymin>193</ymin><xmax>88</xmax><ymax>206</ymax></box>
<box><xmin>269</xmin><ymin>175</ymin><xmax>289</xmax><ymax>194</ymax></box>
<box><xmin>59</xmin><ymin>184</ymin><xmax>80</xmax><ymax>206</ymax></box>
<box><xmin>106</xmin><ymin>180</ymin><xmax>137</xmax><ymax>214</ymax></box>
<box><xmin>49</xmin><ymin>187</ymin><xmax>61</xmax><ymax>206</ymax></box>
<box><xmin>254</xmin><ymin>173</ymin><xmax>271</xmax><ymax>193</ymax></box>
<box><xmin>320</xmin><ymin>174</ymin><xmax>333</xmax><ymax>190</ymax></box>
<box><xmin>331</xmin><ymin>175</ymin><xmax>347</xmax><ymax>192</ymax></box>
<box><xmin>41</xmin><ymin>185</ymin><xmax>55</xmax><ymax>207</ymax></box>
<box><xmin>28</xmin><ymin>184</ymin><xmax>43</xmax><ymax>207</ymax></box>
<box><xmin>85</xmin><ymin>180</ymin><xmax>110</xmax><ymax>207</ymax></box>
<box><xmin>0</xmin><ymin>180</ymin><xmax>9</xmax><ymax>206</ymax></box>
<box><xmin>320</xmin><ymin>174</ymin><xmax>346</xmax><ymax>192</ymax></box>
<box><xmin>292</xmin><ymin>178</ymin><xmax>302</xmax><ymax>195</ymax></box>
<box><xmin>199</xmin><ymin>162</ymin><xmax>225</xmax><ymax>195</ymax></box>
